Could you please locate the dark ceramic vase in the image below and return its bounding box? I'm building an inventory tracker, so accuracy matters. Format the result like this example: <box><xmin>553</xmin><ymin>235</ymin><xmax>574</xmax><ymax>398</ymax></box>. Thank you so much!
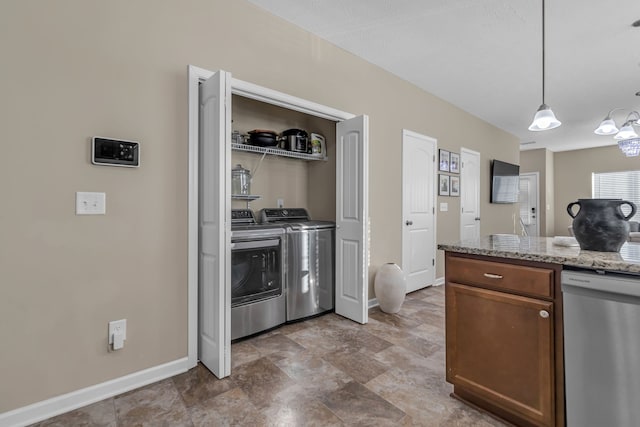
<box><xmin>567</xmin><ymin>199</ymin><xmax>637</xmax><ymax>252</ymax></box>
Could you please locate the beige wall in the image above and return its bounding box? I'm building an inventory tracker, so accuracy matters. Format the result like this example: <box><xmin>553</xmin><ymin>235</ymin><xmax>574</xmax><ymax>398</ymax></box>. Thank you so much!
<box><xmin>435</xmin><ymin>138</ymin><xmax>520</xmax><ymax>275</ymax></box>
<box><xmin>0</xmin><ymin>0</ymin><xmax>518</xmax><ymax>412</ymax></box>
<box><xmin>554</xmin><ymin>144</ymin><xmax>637</xmax><ymax>236</ymax></box>
<box><xmin>520</xmin><ymin>148</ymin><xmax>555</xmax><ymax>236</ymax></box>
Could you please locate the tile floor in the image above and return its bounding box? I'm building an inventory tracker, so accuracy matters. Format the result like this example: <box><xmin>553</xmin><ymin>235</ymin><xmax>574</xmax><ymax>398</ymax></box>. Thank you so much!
<box><xmin>31</xmin><ymin>286</ymin><xmax>505</xmax><ymax>426</ymax></box>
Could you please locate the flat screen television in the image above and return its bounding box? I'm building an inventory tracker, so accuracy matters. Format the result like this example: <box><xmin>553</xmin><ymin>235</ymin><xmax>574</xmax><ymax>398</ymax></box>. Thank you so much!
<box><xmin>491</xmin><ymin>160</ymin><xmax>520</xmax><ymax>203</ymax></box>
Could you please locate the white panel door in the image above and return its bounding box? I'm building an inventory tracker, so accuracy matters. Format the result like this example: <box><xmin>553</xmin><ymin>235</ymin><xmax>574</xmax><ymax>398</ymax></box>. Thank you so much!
<box><xmin>460</xmin><ymin>148</ymin><xmax>481</xmax><ymax>241</ymax></box>
<box><xmin>519</xmin><ymin>172</ymin><xmax>540</xmax><ymax>236</ymax></box>
<box><xmin>402</xmin><ymin>130</ymin><xmax>436</xmax><ymax>293</ymax></box>
<box><xmin>335</xmin><ymin>115</ymin><xmax>369</xmax><ymax>324</ymax></box>
<box><xmin>199</xmin><ymin>70</ymin><xmax>231</xmax><ymax>378</ymax></box>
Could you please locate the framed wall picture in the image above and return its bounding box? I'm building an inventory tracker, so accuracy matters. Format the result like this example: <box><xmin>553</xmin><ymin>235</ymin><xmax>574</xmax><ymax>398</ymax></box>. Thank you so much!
<box><xmin>439</xmin><ymin>149</ymin><xmax>450</xmax><ymax>172</ymax></box>
<box><xmin>450</xmin><ymin>176</ymin><xmax>460</xmax><ymax>196</ymax></box>
<box><xmin>450</xmin><ymin>152</ymin><xmax>460</xmax><ymax>174</ymax></box>
<box><xmin>439</xmin><ymin>174</ymin><xmax>450</xmax><ymax>196</ymax></box>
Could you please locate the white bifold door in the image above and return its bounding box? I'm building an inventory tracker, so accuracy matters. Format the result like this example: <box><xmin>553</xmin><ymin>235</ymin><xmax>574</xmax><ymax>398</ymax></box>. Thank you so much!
<box><xmin>335</xmin><ymin>115</ymin><xmax>369</xmax><ymax>324</ymax></box>
<box><xmin>198</xmin><ymin>69</ymin><xmax>369</xmax><ymax>378</ymax></box>
<box><xmin>199</xmin><ymin>70</ymin><xmax>231</xmax><ymax>379</ymax></box>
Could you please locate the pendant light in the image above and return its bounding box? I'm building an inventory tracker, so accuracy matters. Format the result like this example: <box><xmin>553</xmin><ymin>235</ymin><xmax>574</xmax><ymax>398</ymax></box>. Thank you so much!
<box><xmin>529</xmin><ymin>0</ymin><xmax>561</xmax><ymax>131</ymax></box>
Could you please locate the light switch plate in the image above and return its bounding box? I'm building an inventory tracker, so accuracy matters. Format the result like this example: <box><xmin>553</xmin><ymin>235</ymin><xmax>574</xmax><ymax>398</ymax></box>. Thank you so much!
<box><xmin>440</xmin><ymin>202</ymin><xmax>448</xmax><ymax>212</ymax></box>
<box><xmin>76</xmin><ymin>192</ymin><xmax>106</xmax><ymax>215</ymax></box>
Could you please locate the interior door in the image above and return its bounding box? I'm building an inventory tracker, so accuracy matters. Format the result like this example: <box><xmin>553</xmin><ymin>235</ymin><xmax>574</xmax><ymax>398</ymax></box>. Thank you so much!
<box><xmin>460</xmin><ymin>148</ymin><xmax>481</xmax><ymax>241</ymax></box>
<box><xmin>335</xmin><ymin>115</ymin><xmax>369</xmax><ymax>324</ymax></box>
<box><xmin>519</xmin><ymin>172</ymin><xmax>539</xmax><ymax>237</ymax></box>
<box><xmin>402</xmin><ymin>130</ymin><xmax>436</xmax><ymax>293</ymax></box>
<box><xmin>199</xmin><ymin>70</ymin><xmax>231</xmax><ymax>378</ymax></box>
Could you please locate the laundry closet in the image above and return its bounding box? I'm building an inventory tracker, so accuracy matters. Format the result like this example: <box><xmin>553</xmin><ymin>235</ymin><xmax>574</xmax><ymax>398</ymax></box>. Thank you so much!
<box><xmin>193</xmin><ymin>68</ymin><xmax>368</xmax><ymax>379</ymax></box>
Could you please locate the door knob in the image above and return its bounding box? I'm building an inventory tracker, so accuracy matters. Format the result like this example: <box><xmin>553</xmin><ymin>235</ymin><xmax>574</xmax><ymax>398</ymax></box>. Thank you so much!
<box><xmin>474</xmin><ymin>217</ymin><xmax>481</xmax><ymax>221</ymax></box>
<box><xmin>405</xmin><ymin>220</ymin><xmax>413</xmax><ymax>226</ymax></box>
<box><xmin>539</xmin><ymin>310</ymin><xmax>549</xmax><ymax>318</ymax></box>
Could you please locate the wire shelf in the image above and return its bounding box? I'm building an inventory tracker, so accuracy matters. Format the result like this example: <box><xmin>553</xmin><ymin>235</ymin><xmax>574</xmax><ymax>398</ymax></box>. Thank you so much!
<box><xmin>231</xmin><ymin>143</ymin><xmax>327</xmax><ymax>161</ymax></box>
<box><xmin>231</xmin><ymin>194</ymin><xmax>261</xmax><ymax>201</ymax></box>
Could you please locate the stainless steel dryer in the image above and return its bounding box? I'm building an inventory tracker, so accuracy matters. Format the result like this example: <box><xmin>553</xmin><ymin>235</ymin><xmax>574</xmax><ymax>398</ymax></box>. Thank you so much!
<box><xmin>259</xmin><ymin>208</ymin><xmax>335</xmax><ymax>322</ymax></box>
<box><xmin>230</xmin><ymin>209</ymin><xmax>286</xmax><ymax>339</ymax></box>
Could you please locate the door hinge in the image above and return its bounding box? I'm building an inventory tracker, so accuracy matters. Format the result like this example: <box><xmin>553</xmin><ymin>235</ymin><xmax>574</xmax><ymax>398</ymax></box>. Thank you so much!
<box><xmin>433</xmin><ymin>154</ymin><xmax>436</xmax><ymax>162</ymax></box>
<box><xmin>432</xmin><ymin>259</ymin><xmax>435</xmax><ymax>266</ymax></box>
<box><xmin>433</xmin><ymin>207</ymin><xmax>435</xmax><ymax>214</ymax></box>
<box><xmin>461</xmin><ymin>207</ymin><xmax>464</xmax><ymax>213</ymax></box>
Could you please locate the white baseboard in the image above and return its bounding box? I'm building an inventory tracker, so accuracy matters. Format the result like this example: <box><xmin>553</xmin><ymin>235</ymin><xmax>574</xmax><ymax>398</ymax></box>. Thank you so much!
<box><xmin>434</xmin><ymin>276</ymin><xmax>445</xmax><ymax>286</ymax></box>
<box><xmin>0</xmin><ymin>357</ymin><xmax>191</xmax><ymax>427</ymax></box>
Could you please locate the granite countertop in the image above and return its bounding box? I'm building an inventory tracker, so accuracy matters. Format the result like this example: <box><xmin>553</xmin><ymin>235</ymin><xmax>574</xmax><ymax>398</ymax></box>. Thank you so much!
<box><xmin>438</xmin><ymin>235</ymin><xmax>640</xmax><ymax>274</ymax></box>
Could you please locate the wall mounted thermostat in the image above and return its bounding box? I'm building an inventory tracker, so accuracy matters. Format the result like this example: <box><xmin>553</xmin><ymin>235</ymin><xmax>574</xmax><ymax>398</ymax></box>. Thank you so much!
<box><xmin>92</xmin><ymin>137</ymin><xmax>140</xmax><ymax>167</ymax></box>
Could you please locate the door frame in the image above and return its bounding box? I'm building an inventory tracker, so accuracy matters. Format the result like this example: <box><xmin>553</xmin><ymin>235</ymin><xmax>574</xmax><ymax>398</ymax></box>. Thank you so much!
<box><xmin>459</xmin><ymin>147</ymin><xmax>481</xmax><ymax>240</ymax></box>
<box><xmin>187</xmin><ymin>65</ymin><xmax>365</xmax><ymax>371</ymax></box>
<box><xmin>519</xmin><ymin>172</ymin><xmax>540</xmax><ymax>237</ymax></box>
<box><xmin>401</xmin><ymin>129</ymin><xmax>437</xmax><ymax>292</ymax></box>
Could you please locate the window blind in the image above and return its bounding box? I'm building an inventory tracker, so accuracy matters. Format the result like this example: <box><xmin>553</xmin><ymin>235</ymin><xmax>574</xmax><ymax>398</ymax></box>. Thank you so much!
<box><xmin>592</xmin><ymin>170</ymin><xmax>640</xmax><ymax>221</ymax></box>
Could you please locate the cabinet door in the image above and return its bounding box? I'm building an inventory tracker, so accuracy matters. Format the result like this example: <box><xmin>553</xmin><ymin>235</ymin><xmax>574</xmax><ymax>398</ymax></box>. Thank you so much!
<box><xmin>446</xmin><ymin>282</ymin><xmax>554</xmax><ymax>426</ymax></box>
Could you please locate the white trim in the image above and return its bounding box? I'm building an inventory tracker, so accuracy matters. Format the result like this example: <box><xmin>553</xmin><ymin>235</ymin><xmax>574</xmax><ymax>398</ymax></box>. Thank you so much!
<box><xmin>230</xmin><ymin>78</ymin><xmax>355</xmax><ymax>122</ymax></box>
<box><xmin>368</xmin><ymin>298</ymin><xmax>379</xmax><ymax>309</ymax></box>
<box><xmin>187</xmin><ymin>65</ymin><xmax>359</xmax><ymax>372</ymax></box>
<box><xmin>434</xmin><ymin>276</ymin><xmax>445</xmax><ymax>286</ymax></box>
<box><xmin>0</xmin><ymin>358</ymin><xmax>190</xmax><ymax>427</ymax></box>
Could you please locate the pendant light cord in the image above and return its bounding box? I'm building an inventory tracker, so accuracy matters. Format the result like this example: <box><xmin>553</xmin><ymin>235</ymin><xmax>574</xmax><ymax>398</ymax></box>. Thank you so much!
<box><xmin>542</xmin><ymin>0</ymin><xmax>546</xmax><ymax>105</ymax></box>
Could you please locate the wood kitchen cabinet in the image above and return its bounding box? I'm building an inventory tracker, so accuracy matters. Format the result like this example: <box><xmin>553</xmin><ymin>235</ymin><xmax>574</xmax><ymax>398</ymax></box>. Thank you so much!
<box><xmin>444</xmin><ymin>252</ymin><xmax>564</xmax><ymax>427</ymax></box>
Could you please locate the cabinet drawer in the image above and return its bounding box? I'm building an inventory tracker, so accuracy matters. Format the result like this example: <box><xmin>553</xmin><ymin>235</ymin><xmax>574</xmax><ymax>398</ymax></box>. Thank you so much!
<box><xmin>447</xmin><ymin>255</ymin><xmax>553</xmax><ymax>298</ymax></box>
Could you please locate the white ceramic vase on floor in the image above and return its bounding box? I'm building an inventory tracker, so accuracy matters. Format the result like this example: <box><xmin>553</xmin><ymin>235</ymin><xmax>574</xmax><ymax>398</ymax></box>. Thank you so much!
<box><xmin>374</xmin><ymin>263</ymin><xmax>407</xmax><ymax>313</ymax></box>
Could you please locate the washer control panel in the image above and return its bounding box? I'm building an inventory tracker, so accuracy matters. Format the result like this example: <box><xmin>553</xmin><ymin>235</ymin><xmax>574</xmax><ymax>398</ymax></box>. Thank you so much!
<box><xmin>92</xmin><ymin>137</ymin><xmax>140</xmax><ymax>167</ymax></box>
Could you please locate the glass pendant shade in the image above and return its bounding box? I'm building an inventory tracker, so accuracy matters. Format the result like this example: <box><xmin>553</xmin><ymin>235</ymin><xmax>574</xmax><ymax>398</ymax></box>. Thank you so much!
<box><xmin>614</xmin><ymin>122</ymin><xmax>638</xmax><ymax>140</ymax></box>
<box><xmin>594</xmin><ymin>118</ymin><xmax>619</xmax><ymax>135</ymax></box>
<box><xmin>618</xmin><ymin>138</ymin><xmax>640</xmax><ymax>157</ymax></box>
<box><xmin>528</xmin><ymin>104</ymin><xmax>562</xmax><ymax>131</ymax></box>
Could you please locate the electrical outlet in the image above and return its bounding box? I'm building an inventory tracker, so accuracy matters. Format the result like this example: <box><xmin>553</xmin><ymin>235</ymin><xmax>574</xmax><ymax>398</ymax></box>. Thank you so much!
<box><xmin>108</xmin><ymin>319</ymin><xmax>127</xmax><ymax>350</ymax></box>
<box><xmin>277</xmin><ymin>198</ymin><xmax>284</xmax><ymax>208</ymax></box>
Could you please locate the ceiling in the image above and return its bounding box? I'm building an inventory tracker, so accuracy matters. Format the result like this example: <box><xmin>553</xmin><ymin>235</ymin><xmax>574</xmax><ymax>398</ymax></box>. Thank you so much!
<box><xmin>247</xmin><ymin>0</ymin><xmax>640</xmax><ymax>152</ymax></box>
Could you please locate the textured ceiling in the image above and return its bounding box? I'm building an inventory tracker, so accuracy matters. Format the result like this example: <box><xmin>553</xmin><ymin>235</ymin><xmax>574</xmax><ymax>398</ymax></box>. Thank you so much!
<box><xmin>247</xmin><ymin>0</ymin><xmax>640</xmax><ymax>152</ymax></box>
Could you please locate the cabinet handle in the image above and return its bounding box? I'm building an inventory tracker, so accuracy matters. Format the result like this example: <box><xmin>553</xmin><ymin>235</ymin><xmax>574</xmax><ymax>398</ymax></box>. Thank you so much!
<box><xmin>539</xmin><ymin>310</ymin><xmax>550</xmax><ymax>319</ymax></box>
<box><xmin>483</xmin><ymin>273</ymin><xmax>503</xmax><ymax>279</ymax></box>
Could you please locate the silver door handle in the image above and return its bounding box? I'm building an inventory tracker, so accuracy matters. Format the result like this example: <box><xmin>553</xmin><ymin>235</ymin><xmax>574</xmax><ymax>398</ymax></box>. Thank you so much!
<box><xmin>475</xmin><ymin>217</ymin><xmax>481</xmax><ymax>221</ymax></box>
<box><xmin>483</xmin><ymin>273</ymin><xmax>503</xmax><ymax>279</ymax></box>
<box><xmin>539</xmin><ymin>310</ymin><xmax>549</xmax><ymax>319</ymax></box>
<box><xmin>405</xmin><ymin>220</ymin><xmax>413</xmax><ymax>226</ymax></box>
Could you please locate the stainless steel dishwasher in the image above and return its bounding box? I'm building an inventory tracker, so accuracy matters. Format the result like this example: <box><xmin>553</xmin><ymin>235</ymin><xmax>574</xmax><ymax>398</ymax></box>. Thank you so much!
<box><xmin>562</xmin><ymin>268</ymin><xmax>640</xmax><ymax>427</ymax></box>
